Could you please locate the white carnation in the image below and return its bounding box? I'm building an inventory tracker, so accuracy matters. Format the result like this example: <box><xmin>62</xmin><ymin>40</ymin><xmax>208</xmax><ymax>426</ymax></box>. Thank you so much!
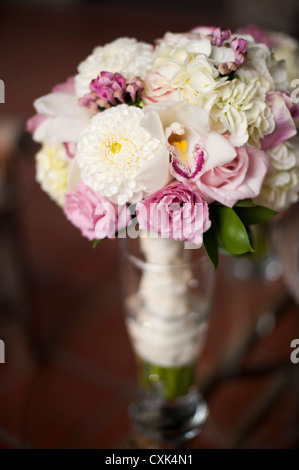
<box><xmin>254</xmin><ymin>141</ymin><xmax>299</xmax><ymax>211</ymax></box>
<box><xmin>74</xmin><ymin>104</ymin><xmax>170</xmax><ymax>205</ymax></box>
<box><xmin>74</xmin><ymin>37</ymin><xmax>154</xmax><ymax>98</ymax></box>
<box><xmin>36</xmin><ymin>143</ymin><xmax>70</xmax><ymax>207</ymax></box>
<box><xmin>209</xmin><ymin>75</ymin><xmax>275</xmax><ymax>147</ymax></box>
<box><xmin>153</xmin><ymin>35</ymin><xmax>276</xmax><ymax>147</ymax></box>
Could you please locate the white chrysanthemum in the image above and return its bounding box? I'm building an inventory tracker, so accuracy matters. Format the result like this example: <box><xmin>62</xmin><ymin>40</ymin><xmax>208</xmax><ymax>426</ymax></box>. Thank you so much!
<box><xmin>74</xmin><ymin>37</ymin><xmax>154</xmax><ymax>98</ymax></box>
<box><xmin>36</xmin><ymin>143</ymin><xmax>70</xmax><ymax>207</ymax></box>
<box><xmin>254</xmin><ymin>141</ymin><xmax>299</xmax><ymax>211</ymax></box>
<box><xmin>74</xmin><ymin>104</ymin><xmax>170</xmax><ymax>205</ymax></box>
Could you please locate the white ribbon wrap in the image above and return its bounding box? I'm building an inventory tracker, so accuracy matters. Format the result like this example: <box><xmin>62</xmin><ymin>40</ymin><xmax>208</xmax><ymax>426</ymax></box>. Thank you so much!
<box><xmin>125</xmin><ymin>233</ymin><xmax>209</xmax><ymax>367</ymax></box>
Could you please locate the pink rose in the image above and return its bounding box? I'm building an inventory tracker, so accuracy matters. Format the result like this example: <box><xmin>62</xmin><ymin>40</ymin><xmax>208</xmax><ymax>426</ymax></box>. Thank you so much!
<box><xmin>143</xmin><ymin>72</ymin><xmax>175</xmax><ymax>103</ymax></box>
<box><xmin>195</xmin><ymin>146</ymin><xmax>269</xmax><ymax>207</ymax></box>
<box><xmin>262</xmin><ymin>92</ymin><xmax>297</xmax><ymax>150</ymax></box>
<box><xmin>136</xmin><ymin>182</ymin><xmax>211</xmax><ymax>245</ymax></box>
<box><xmin>64</xmin><ymin>182</ymin><xmax>130</xmax><ymax>240</ymax></box>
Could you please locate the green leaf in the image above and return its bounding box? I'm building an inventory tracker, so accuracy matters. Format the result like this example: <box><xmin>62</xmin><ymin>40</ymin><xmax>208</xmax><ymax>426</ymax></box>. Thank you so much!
<box><xmin>92</xmin><ymin>239</ymin><xmax>101</xmax><ymax>248</ymax></box>
<box><xmin>234</xmin><ymin>205</ymin><xmax>277</xmax><ymax>226</ymax></box>
<box><xmin>234</xmin><ymin>199</ymin><xmax>256</xmax><ymax>207</ymax></box>
<box><xmin>203</xmin><ymin>225</ymin><xmax>219</xmax><ymax>270</ymax></box>
<box><xmin>215</xmin><ymin>206</ymin><xmax>254</xmax><ymax>255</ymax></box>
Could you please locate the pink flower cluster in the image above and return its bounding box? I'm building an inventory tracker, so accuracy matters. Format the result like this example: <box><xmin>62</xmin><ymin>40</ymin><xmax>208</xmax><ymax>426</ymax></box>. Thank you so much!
<box><xmin>207</xmin><ymin>27</ymin><xmax>231</xmax><ymax>47</ymax></box>
<box><xmin>193</xmin><ymin>26</ymin><xmax>248</xmax><ymax>75</ymax></box>
<box><xmin>79</xmin><ymin>72</ymin><xmax>144</xmax><ymax>114</ymax></box>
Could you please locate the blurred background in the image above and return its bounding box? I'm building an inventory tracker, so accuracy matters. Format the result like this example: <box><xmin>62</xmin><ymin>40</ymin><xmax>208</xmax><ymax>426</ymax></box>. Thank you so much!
<box><xmin>0</xmin><ymin>0</ymin><xmax>299</xmax><ymax>449</ymax></box>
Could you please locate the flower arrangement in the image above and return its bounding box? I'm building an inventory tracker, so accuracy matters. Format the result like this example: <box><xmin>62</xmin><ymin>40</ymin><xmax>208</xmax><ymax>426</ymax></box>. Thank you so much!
<box><xmin>27</xmin><ymin>26</ymin><xmax>299</xmax><ymax>439</ymax></box>
<box><xmin>27</xmin><ymin>26</ymin><xmax>299</xmax><ymax>270</ymax></box>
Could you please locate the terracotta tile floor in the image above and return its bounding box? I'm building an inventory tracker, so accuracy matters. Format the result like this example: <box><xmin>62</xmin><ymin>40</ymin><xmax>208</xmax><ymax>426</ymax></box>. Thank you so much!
<box><xmin>0</xmin><ymin>3</ymin><xmax>299</xmax><ymax>450</ymax></box>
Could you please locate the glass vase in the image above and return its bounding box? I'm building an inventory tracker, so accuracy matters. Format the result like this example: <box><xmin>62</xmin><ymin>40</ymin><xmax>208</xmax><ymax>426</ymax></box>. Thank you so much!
<box><xmin>224</xmin><ymin>222</ymin><xmax>283</xmax><ymax>282</ymax></box>
<box><xmin>121</xmin><ymin>232</ymin><xmax>215</xmax><ymax>443</ymax></box>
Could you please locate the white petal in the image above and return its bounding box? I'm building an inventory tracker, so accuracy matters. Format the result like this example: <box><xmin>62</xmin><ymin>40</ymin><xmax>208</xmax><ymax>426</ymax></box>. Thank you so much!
<box><xmin>136</xmin><ymin>148</ymin><xmax>171</xmax><ymax>195</ymax></box>
<box><xmin>67</xmin><ymin>157</ymin><xmax>82</xmax><ymax>192</ymax></box>
<box><xmin>34</xmin><ymin>93</ymin><xmax>88</xmax><ymax>119</ymax></box>
<box><xmin>204</xmin><ymin>131</ymin><xmax>236</xmax><ymax>171</ymax></box>
<box><xmin>186</xmin><ymin>38</ymin><xmax>212</xmax><ymax>56</ymax></box>
<box><xmin>140</xmin><ymin>110</ymin><xmax>165</xmax><ymax>141</ymax></box>
<box><xmin>210</xmin><ymin>45</ymin><xmax>235</xmax><ymax>64</ymax></box>
<box><xmin>178</xmin><ymin>104</ymin><xmax>210</xmax><ymax>133</ymax></box>
<box><xmin>33</xmin><ymin>115</ymin><xmax>88</xmax><ymax>143</ymax></box>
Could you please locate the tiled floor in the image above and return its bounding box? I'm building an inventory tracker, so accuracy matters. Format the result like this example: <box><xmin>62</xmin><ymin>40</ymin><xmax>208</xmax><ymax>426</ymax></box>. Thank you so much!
<box><xmin>0</xmin><ymin>3</ymin><xmax>299</xmax><ymax>450</ymax></box>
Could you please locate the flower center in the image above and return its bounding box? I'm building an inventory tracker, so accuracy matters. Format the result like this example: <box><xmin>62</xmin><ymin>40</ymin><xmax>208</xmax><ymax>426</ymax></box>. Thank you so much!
<box><xmin>103</xmin><ymin>135</ymin><xmax>138</xmax><ymax>169</ymax></box>
<box><xmin>172</xmin><ymin>140</ymin><xmax>189</xmax><ymax>160</ymax></box>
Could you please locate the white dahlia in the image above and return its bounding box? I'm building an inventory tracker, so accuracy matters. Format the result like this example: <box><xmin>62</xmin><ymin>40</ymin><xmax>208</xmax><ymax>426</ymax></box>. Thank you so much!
<box><xmin>72</xmin><ymin>104</ymin><xmax>170</xmax><ymax>205</ymax></box>
<box><xmin>74</xmin><ymin>37</ymin><xmax>154</xmax><ymax>98</ymax></box>
<box><xmin>36</xmin><ymin>143</ymin><xmax>71</xmax><ymax>207</ymax></box>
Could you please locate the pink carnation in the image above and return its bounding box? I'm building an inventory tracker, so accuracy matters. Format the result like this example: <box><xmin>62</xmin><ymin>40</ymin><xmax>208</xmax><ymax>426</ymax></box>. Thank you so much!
<box><xmin>195</xmin><ymin>146</ymin><xmax>269</xmax><ymax>207</ymax></box>
<box><xmin>64</xmin><ymin>183</ymin><xmax>130</xmax><ymax>241</ymax></box>
<box><xmin>136</xmin><ymin>182</ymin><xmax>211</xmax><ymax>246</ymax></box>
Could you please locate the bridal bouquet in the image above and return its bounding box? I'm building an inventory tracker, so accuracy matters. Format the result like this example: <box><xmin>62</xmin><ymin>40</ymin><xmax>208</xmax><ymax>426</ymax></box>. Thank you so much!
<box><xmin>27</xmin><ymin>26</ymin><xmax>299</xmax><ymax>269</ymax></box>
<box><xmin>26</xmin><ymin>28</ymin><xmax>299</xmax><ymax>425</ymax></box>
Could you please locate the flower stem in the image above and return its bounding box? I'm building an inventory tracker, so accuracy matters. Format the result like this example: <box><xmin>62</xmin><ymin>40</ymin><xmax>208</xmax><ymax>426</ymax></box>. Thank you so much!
<box><xmin>136</xmin><ymin>356</ymin><xmax>195</xmax><ymax>400</ymax></box>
